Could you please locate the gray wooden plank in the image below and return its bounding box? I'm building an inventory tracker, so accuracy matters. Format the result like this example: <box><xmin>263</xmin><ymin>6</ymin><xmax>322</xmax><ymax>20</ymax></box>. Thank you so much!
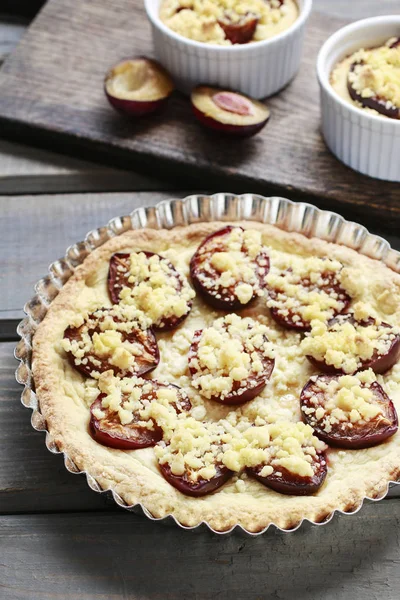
<box><xmin>0</xmin><ymin>140</ymin><xmax>177</xmax><ymax>195</ymax></box>
<box><xmin>0</xmin><ymin>342</ymin><xmax>115</xmax><ymax>513</ymax></box>
<box><xmin>0</xmin><ymin>191</ymin><xmax>176</xmax><ymax>325</ymax></box>
<box><xmin>1</xmin><ymin>191</ymin><xmax>398</xmax><ymax>329</ymax></box>
<box><xmin>0</xmin><ymin>15</ymin><xmax>28</xmax><ymax>65</ymax></box>
<box><xmin>1</xmin><ymin>503</ymin><xmax>400</xmax><ymax>600</ymax></box>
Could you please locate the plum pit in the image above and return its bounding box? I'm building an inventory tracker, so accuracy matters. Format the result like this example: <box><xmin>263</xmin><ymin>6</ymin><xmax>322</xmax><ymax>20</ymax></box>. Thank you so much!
<box><xmin>191</xmin><ymin>85</ymin><xmax>270</xmax><ymax>136</ymax></box>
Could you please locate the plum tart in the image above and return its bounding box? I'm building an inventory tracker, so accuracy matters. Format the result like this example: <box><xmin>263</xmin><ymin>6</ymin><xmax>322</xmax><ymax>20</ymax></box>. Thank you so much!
<box><xmin>32</xmin><ymin>221</ymin><xmax>400</xmax><ymax>532</ymax></box>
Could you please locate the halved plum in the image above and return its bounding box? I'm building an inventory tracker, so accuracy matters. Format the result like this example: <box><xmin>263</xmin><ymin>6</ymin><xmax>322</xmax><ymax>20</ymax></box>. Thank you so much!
<box><xmin>347</xmin><ymin>39</ymin><xmax>400</xmax><ymax>120</ymax></box>
<box><xmin>63</xmin><ymin>307</ymin><xmax>159</xmax><ymax>378</ymax></box>
<box><xmin>158</xmin><ymin>462</ymin><xmax>233</xmax><ymax>497</ymax></box>
<box><xmin>300</xmin><ymin>374</ymin><xmax>398</xmax><ymax>449</ymax></box>
<box><xmin>191</xmin><ymin>86</ymin><xmax>270</xmax><ymax>137</ymax></box>
<box><xmin>305</xmin><ymin>314</ymin><xmax>400</xmax><ymax>375</ymax></box>
<box><xmin>190</xmin><ymin>225</ymin><xmax>270</xmax><ymax>310</ymax></box>
<box><xmin>108</xmin><ymin>251</ymin><xmax>194</xmax><ymax>331</ymax></box>
<box><xmin>266</xmin><ymin>262</ymin><xmax>351</xmax><ymax>331</ymax></box>
<box><xmin>188</xmin><ymin>315</ymin><xmax>275</xmax><ymax>405</ymax></box>
<box><xmin>104</xmin><ymin>57</ymin><xmax>174</xmax><ymax>117</ymax></box>
<box><xmin>248</xmin><ymin>457</ymin><xmax>327</xmax><ymax>496</ymax></box>
<box><xmin>218</xmin><ymin>12</ymin><xmax>259</xmax><ymax>44</ymax></box>
<box><xmin>90</xmin><ymin>381</ymin><xmax>191</xmax><ymax>450</ymax></box>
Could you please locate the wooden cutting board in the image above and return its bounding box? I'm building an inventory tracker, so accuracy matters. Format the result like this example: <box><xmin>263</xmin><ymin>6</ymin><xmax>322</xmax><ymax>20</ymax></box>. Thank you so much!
<box><xmin>0</xmin><ymin>0</ymin><xmax>399</xmax><ymax>230</ymax></box>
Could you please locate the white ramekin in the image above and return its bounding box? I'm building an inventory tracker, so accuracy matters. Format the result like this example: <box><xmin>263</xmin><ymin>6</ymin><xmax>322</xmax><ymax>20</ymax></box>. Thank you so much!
<box><xmin>317</xmin><ymin>16</ymin><xmax>400</xmax><ymax>182</ymax></box>
<box><xmin>144</xmin><ymin>0</ymin><xmax>312</xmax><ymax>99</ymax></box>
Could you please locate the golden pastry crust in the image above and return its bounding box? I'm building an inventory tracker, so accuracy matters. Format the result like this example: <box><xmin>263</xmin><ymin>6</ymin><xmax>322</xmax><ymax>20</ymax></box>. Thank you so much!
<box><xmin>32</xmin><ymin>221</ymin><xmax>400</xmax><ymax>532</ymax></box>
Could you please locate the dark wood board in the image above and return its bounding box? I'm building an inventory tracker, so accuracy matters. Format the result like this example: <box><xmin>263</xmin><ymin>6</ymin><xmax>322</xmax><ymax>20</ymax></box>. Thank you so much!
<box><xmin>1</xmin><ymin>503</ymin><xmax>400</xmax><ymax>600</ymax></box>
<box><xmin>0</xmin><ymin>1</ymin><xmax>399</xmax><ymax>231</ymax></box>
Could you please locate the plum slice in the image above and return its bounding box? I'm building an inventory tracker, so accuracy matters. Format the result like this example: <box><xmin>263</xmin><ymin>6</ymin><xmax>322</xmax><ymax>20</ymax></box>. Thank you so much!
<box><xmin>300</xmin><ymin>374</ymin><xmax>398</xmax><ymax>449</ymax></box>
<box><xmin>248</xmin><ymin>459</ymin><xmax>327</xmax><ymax>496</ymax></box>
<box><xmin>246</xmin><ymin>420</ymin><xmax>328</xmax><ymax>495</ymax></box>
<box><xmin>266</xmin><ymin>260</ymin><xmax>351</xmax><ymax>331</ymax></box>
<box><xmin>158</xmin><ymin>462</ymin><xmax>233</xmax><ymax>497</ymax></box>
<box><xmin>218</xmin><ymin>12</ymin><xmax>259</xmax><ymax>45</ymax></box>
<box><xmin>63</xmin><ymin>307</ymin><xmax>159</xmax><ymax>378</ymax></box>
<box><xmin>188</xmin><ymin>314</ymin><xmax>275</xmax><ymax>405</ymax></box>
<box><xmin>90</xmin><ymin>381</ymin><xmax>191</xmax><ymax>450</ymax></box>
<box><xmin>155</xmin><ymin>417</ymin><xmax>234</xmax><ymax>496</ymax></box>
<box><xmin>191</xmin><ymin>85</ymin><xmax>270</xmax><ymax>137</ymax></box>
<box><xmin>190</xmin><ymin>225</ymin><xmax>270</xmax><ymax>310</ymax></box>
<box><xmin>108</xmin><ymin>251</ymin><xmax>194</xmax><ymax>331</ymax></box>
<box><xmin>104</xmin><ymin>57</ymin><xmax>174</xmax><ymax>117</ymax></box>
<box><xmin>305</xmin><ymin>314</ymin><xmax>400</xmax><ymax>375</ymax></box>
<box><xmin>347</xmin><ymin>39</ymin><xmax>400</xmax><ymax>120</ymax></box>
<box><xmin>90</xmin><ymin>394</ymin><xmax>162</xmax><ymax>449</ymax></box>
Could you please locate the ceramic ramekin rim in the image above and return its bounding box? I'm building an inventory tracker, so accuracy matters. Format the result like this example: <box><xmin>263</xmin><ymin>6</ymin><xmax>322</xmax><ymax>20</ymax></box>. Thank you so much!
<box><xmin>144</xmin><ymin>0</ymin><xmax>312</xmax><ymax>53</ymax></box>
<box><xmin>316</xmin><ymin>14</ymin><xmax>400</xmax><ymax>129</ymax></box>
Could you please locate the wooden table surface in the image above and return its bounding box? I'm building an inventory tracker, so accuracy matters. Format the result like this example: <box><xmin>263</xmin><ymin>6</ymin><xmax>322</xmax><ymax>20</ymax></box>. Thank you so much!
<box><xmin>1</xmin><ymin>2</ymin><xmax>400</xmax><ymax>599</ymax></box>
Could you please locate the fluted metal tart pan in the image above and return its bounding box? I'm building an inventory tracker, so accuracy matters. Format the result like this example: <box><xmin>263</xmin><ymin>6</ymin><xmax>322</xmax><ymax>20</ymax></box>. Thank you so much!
<box><xmin>14</xmin><ymin>193</ymin><xmax>400</xmax><ymax>535</ymax></box>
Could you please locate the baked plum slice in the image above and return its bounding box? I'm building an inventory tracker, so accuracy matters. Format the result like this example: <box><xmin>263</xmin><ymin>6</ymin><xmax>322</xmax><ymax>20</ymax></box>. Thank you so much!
<box><xmin>158</xmin><ymin>462</ymin><xmax>233</xmax><ymax>497</ymax></box>
<box><xmin>191</xmin><ymin>86</ymin><xmax>270</xmax><ymax>137</ymax></box>
<box><xmin>90</xmin><ymin>381</ymin><xmax>191</xmax><ymax>450</ymax></box>
<box><xmin>108</xmin><ymin>251</ymin><xmax>194</xmax><ymax>331</ymax></box>
<box><xmin>246</xmin><ymin>421</ymin><xmax>328</xmax><ymax>495</ymax></box>
<box><xmin>347</xmin><ymin>39</ymin><xmax>400</xmax><ymax>120</ymax></box>
<box><xmin>62</xmin><ymin>307</ymin><xmax>159</xmax><ymax>378</ymax></box>
<box><xmin>218</xmin><ymin>12</ymin><xmax>259</xmax><ymax>44</ymax></box>
<box><xmin>90</xmin><ymin>395</ymin><xmax>162</xmax><ymax>449</ymax></box>
<box><xmin>104</xmin><ymin>57</ymin><xmax>174</xmax><ymax>117</ymax></box>
<box><xmin>300</xmin><ymin>374</ymin><xmax>398</xmax><ymax>449</ymax></box>
<box><xmin>248</xmin><ymin>458</ymin><xmax>327</xmax><ymax>496</ymax></box>
<box><xmin>190</xmin><ymin>225</ymin><xmax>270</xmax><ymax>310</ymax></box>
<box><xmin>266</xmin><ymin>260</ymin><xmax>351</xmax><ymax>331</ymax></box>
<box><xmin>305</xmin><ymin>314</ymin><xmax>400</xmax><ymax>375</ymax></box>
<box><xmin>188</xmin><ymin>315</ymin><xmax>275</xmax><ymax>405</ymax></box>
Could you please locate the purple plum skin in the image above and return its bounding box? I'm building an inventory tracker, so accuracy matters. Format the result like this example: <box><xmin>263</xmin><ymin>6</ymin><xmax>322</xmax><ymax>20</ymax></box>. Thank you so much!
<box><xmin>159</xmin><ymin>463</ymin><xmax>233</xmax><ymax>497</ymax></box>
<box><xmin>105</xmin><ymin>89</ymin><xmax>170</xmax><ymax>117</ymax></box>
<box><xmin>192</xmin><ymin>106</ymin><xmax>269</xmax><ymax>137</ymax></box>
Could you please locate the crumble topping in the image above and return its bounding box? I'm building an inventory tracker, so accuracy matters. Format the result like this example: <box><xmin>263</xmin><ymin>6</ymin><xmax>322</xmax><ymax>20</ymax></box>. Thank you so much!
<box><xmin>155</xmin><ymin>416</ymin><xmax>326</xmax><ymax>482</ymax></box>
<box><xmin>348</xmin><ymin>39</ymin><xmax>400</xmax><ymax>109</ymax></box>
<box><xmin>95</xmin><ymin>371</ymin><xmax>186</xmax><ymax>429</ymax></box>
<box><xmin>191</xmin><ymin>227</ymin><xmax>269</xmax><ymax>305</ymax></box>
<box><xmin>266</xmin><ymin>256</ymin><xmax>349</xmax><ymax>324</ymax></box>
<box><xmin>159</xmin><ymin>0</ymin><xmax>298</xmax><ymax>46</ymax></box>
<box><xmin>302</xmin><ymin>370</ymin><xmax>384</xmax><ymax>433</ymax></box>
<box><xmin>61</xmin><ymin>305</ymin><xmax>154</xmax><ymax>376</ymax></box>
<box><xmin>155</xmin><ymin>418</ymin><xmax>231</xmax><ymax>481</ymax></box>
<box><xmin>188</xmin><ymin>313</ymin><xmax>274</xmax><ymax>400</ymax></box>
<box><xmin>301</xmin><ymin>307</ymin><xmax>400</xmax><ymax>374</ymax></box>
<box><xmin>118</xmin><ymin>252</ymin><xmax>195</xmax><ymax>327</ymax></box>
